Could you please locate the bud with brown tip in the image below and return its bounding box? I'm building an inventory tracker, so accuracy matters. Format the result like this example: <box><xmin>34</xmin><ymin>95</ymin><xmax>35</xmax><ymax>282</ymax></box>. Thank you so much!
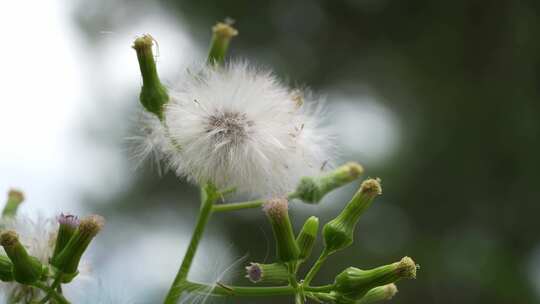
<box><xmin>333</xmin><ymin>257</ymin><xmax>417</xmax><ymax>302</ymax></box>
<box><xmin>0</xmin><ymin>231</ymin><xmax>44</xmax><ymax>284</ymax></box>
<box><xmin>322</xmin><ymin>178</ymin><xmax>382</xmax><ymax>253</ymax></box>
<box><xmin>207</xmin><ymin>21</ymin><xmax>238</xmax><ymax>64</ymax></box>
<box><xmin>263</xmin><ymin>199</ymin><xmax>300</xmax><ymax>263</ymax></box>
<box><xmin>295</xmin><ymin>162</ymin><xmax>364</xmax><ymax>204</ymax></box>
<box><xmin>132</xmin><ymin>34</ymin><xmax>169</xmax><ymax>119</ymax></box>
<box><xmin>2</xmin><ymin>189</ymin><xmax>25</xmax><ymax>218</ymax></box>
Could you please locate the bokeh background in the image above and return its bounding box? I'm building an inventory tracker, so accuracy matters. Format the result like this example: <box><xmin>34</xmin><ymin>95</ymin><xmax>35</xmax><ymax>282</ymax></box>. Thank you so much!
<box><xmin>1</xmin><ymin>0</ymin><xmax>539</xmax><ymax>303</ymax></box>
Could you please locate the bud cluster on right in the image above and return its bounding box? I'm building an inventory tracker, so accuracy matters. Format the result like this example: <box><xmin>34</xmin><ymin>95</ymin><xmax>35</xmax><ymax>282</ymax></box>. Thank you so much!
<box><xmin>249</xmin><ymin>163</ymin><xmax>418</xmax><ymax>304</ymax></box>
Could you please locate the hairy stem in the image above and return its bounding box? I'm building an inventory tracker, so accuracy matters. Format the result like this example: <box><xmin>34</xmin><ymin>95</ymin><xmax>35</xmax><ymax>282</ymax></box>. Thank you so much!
<box><xmin>163</xmin><ymin>184</ymin><xmax>218</xmax><ymax>304</ymax></box>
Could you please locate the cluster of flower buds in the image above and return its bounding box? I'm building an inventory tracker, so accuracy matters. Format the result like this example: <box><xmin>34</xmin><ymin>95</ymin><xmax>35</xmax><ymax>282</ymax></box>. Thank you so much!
<box><xmin>0</xmin><ymin>189</ymin><xmax>105</xmax><ymax>303</ymax></box>
<box><xmin>242</xmin><ymin>168</ymin><xmax>418</xmax><ymax>303</ymax></box>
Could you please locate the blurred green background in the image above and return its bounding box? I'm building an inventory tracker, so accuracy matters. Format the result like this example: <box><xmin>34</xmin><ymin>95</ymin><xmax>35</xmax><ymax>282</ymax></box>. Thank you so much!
<box><xmin>1</xmin><ymin>0</ymin><xmax>539</xmax><ymax>303</ymax></box>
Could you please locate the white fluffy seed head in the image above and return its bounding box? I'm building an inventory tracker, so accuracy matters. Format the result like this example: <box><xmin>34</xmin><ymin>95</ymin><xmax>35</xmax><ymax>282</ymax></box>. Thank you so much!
<box><xmin>136</xmin><ymin>61</ymin><xmax>334</xmax><ymax>197</ymax></box>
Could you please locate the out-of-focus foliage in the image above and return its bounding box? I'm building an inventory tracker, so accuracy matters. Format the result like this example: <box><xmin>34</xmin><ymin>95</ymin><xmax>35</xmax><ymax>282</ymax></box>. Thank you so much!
<box><xmin>73</xmin><ymin>0</ymin><xmax>540</xmax><ymax>303</ymax></box>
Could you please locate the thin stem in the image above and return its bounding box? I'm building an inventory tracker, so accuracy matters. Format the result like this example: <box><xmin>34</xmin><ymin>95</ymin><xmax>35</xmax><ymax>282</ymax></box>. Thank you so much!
<box><xmin>163</xmin><ymin>185</ymin><xmax>218</xmax><ymax>304</ymax></box>
<box><xmin>212</xmin><ymin>199</ymin><xmax>264</xmax><ymax>212</ymax></box>
<box><xmin>181</xmin><ymin>281</ymin><xmax>332</xmax><ymax>297</ymax></box>
<box><xmin>212</xmin><ymin>193</ymin><xmax>299</xmax><ymax>213</ymax></box>
<box><xmin>303</xmin><ymin>249</ymin><xmax>330</xmax><ymax>285</ymax></box>
<box><xmin>38</xmin><ymin>273</ymin><xmax>63</xmax><ymax>303</ymax></box>
<box><xmin>33</xmin><ymin>282</ymin><xmax>70</xmax><ymax>304</ymax></box>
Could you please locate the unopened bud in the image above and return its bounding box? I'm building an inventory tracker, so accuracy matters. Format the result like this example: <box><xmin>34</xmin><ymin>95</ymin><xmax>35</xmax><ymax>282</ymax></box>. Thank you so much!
<box><xmin>296</xmin><ymin>216</ymin><xmax>319</xmax><ymax>260</ymax></box>
<box><xmin>263</xmin><ymin>199</ymin><xmax>300</xmax><ymax>262</ymax></box>
<box><xmin>245</xmin><ymin>262</ymin><xmax>289</xmax><ymax>284</ymax></box>
<box><xmin>2</xmin><ymin>189</ymin><xmax>25</xmax><ymax>218</ymax></box>
<box><xmin>322</xmin><ymin>178</ymin><xmax>381</xmax><ymax>253</ymax></box>
<box><xmin>295</xmin><ymin>162</ymin><xmax>364</xmax><ymax>204</ymax></box>
<box><xmin>52</xmin><ymin>213</ymin><xmax>80</xmax><ymax>261</ymax></box>
<box><xmin>0</xmin><ymin>255</ymin><xmax>14</xmax><ymax>282</ymax></box>
<box><xmin>0</xmin><ymin>231</ymin><xmax>44</xmax><ymax>284</ymax></box>
<box><xmin>207</xmin><ymin>21</ymin><xmax>238</xmax><ymax>64</ymax></box>
<box><xmin>357</xmin><ymin>284</ymin><xmax>398</xmax><ymax>304</ymax></box>
<box><xmin>52</xmin><ymin>215</ymin><xmax>104</xmax><ymax>274</ymax></box>
<box><xmin>333</xmin><ymin>257</ymin><xmax>417</xmax><ymax>301</ymax></box>
<box><xmin>132</xmin><ymin>34</ymin><xmax>169</xmax><ymax>119</ymax></box>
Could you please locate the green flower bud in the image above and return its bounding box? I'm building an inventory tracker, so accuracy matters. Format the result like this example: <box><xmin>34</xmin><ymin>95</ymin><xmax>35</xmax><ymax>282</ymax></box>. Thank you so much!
<box><xmin>295</xmin><ymin>162</ymin><xmax>364</xmax><ymax>204</ymax></box>
<box><xmin>0</xmin><ymin>254</ymin><xmax>14</xmax><ymax>282</ymax></box>
<box><xmin>245</xmin><ymin>262</ymin><xmax>289</xmax><ymax>284</ymax></box>
<box><xmin>2</xmin><ymin>189</ymin><xmax>24</xmax><ymax>218</ymax></box>
<box><xmin>52</xmin><ymin>213</ymin><xmax>80</xmax><ymax>262</ymax></box>
<box><xmin>296</xmin><ymin>216</ymin><xmax>319</xmax><ymax>260</ymax></box>
<box><xmin>263</xmin><ymin>198</ymin><xmax>300</xmax><ymax>263</ymax></box>
<box><xmin>207</xmin><ymin>21</ymin><xmax>238</xmax><ymax>65</ymax></box>
<box><xmin>323</xmin><ymin>178</ymin><xmax>381</xmax><ymax>253</ymax></box>
<box><xmin>52</xmin><ymin>215</ymin><xmax>104</xmax><ymax>275</ymax></box>
<box><xmin>333</xmin><ymin>257</ymin><xmax>416</xmax><ymax>302</ymax></box>
<box><xmin>132</xmin><ymin>34</ymin><xmax>169</xmax><ymax>119</ymax></box>
<box><xmin>357</xmin><ymin>284</ymin><xmax>398</xmax><ymax>304</ymax></box>
<box><xmin>0</xmin><ymin>231</ymin><xmax>44</xmax><ymax>284</ymax></box>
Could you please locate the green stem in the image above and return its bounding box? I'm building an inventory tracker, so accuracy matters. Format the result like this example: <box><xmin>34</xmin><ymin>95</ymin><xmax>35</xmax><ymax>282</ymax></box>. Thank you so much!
<box><xmin>33</xmin><ymin>282</ymin><xmax>70</xmax><ymax>304</ymax></box>
<box><xmin>303</xmin><ymin>249</ymin><xmax>330</xmax><ymax>285</ymax></box>
<box><xmin>212</xmin><ymin>193</ymin><xmax>299</xmax><ymax>213</ymax></box>
<box><xmin>163</xmin><ymin>185</ymin><xmax>218</xmax><ymax>304</ymax></box>
<box><xmin>181</xmin><ymin>281</ymin><xmax>332</xmax><ymax>297</ymax></box>
<box><xmin>212</xmin><ymin>199</ymin><xmax>264</xmax><ymax>212</ymax></box>
<box><xmin>38</xmin><ymin>273</ymin><xmax>63</xmax><ymax>303</ymax></box>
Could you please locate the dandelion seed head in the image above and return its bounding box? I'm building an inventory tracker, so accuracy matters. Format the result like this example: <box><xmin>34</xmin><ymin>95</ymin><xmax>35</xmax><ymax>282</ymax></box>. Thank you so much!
<box><xmin>138</xmin><ymin>61</ymin><xmax>334</xmax><ymax>196</ymax></box>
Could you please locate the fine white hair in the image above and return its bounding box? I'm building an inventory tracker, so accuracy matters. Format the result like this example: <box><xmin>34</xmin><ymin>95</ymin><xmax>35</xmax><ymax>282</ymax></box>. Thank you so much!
<box><xmin>135</xmin><ymin>61</ymin><xmax>334</xmax><ymax>197</ymax></box>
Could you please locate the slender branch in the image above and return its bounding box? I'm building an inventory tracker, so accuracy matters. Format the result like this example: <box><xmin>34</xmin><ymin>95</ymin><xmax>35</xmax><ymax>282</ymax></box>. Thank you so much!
<box><xmin>212</xmin><ymin>193</ymin><xmax>299</xmax><ymax>213</ymax></box>
<box><xmin>163</xmin><ymin>184</ymin><xmax>218</xmax><ymax>304</ymax></box>
<box><xmin>33</xmin><ymin>282</ymin><xmax>70</xmax><ymax>304</ymax></box>
<box><xmin>303</xmin><ymin>249</ymin><xmax>330</xmax><ymax>285</ymax></box>
<box><xmin>212</xmin><ymin>199</ymin><xmax>264</xmax><ymax>212</ymax></box>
